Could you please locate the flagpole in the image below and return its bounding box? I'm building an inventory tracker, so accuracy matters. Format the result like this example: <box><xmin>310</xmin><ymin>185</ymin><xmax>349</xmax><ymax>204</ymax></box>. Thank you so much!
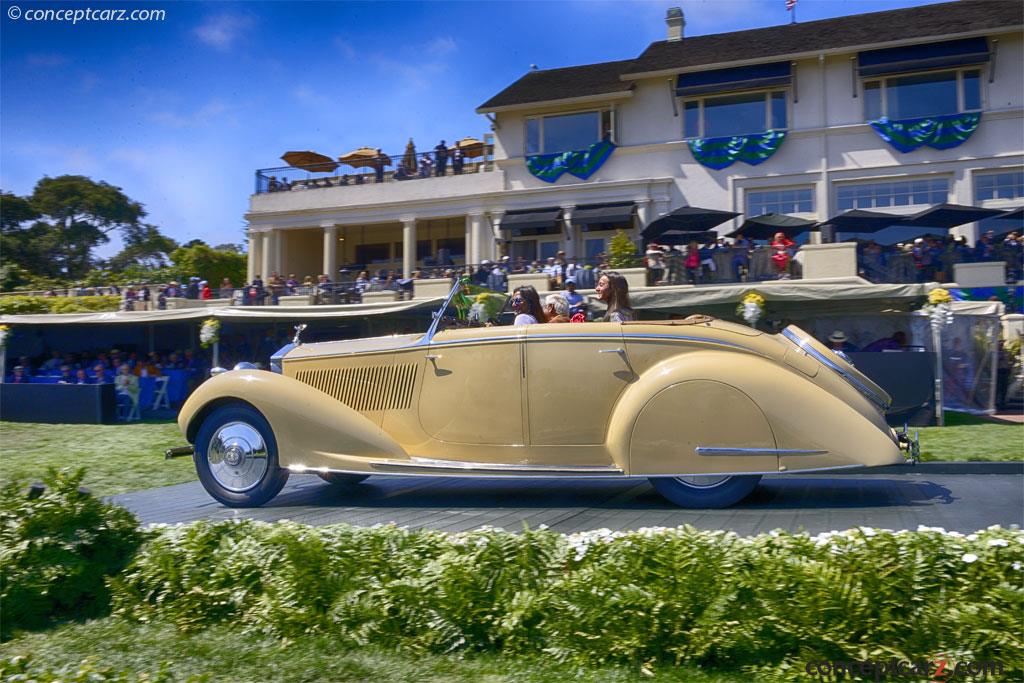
<box><xmin>791</xmin><ymin>4</ymin><xmax>796</xmax><ymax>24</ymax></box>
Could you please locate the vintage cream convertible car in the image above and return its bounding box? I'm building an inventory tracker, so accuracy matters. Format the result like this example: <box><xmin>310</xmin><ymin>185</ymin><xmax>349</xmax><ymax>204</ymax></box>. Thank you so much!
<box><xmin>175</xmin><ymin>279</ymin><xmax>919</xmax><ymax>509</ymax></box>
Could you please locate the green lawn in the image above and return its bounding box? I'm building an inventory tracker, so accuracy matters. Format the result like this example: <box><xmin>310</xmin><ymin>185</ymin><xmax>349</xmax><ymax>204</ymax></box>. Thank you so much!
<box><xmin>917</xmin><ymin>412</ymin><xmax>1023</xmax><ymax>462</ymax></box>
<box><xmin>0</xmin><ymin>413</ymin><xmax>1018</xmax><ymax>499</ymax></box>
<box><xmin>0</xmin><ymin>618</ymin><xmax>751</xmax><ymax>683</ymax></box>
<box><xmin>0</xmin><ymin>420</ymin><xmax>195</xmax><ymax>496</ymax></box>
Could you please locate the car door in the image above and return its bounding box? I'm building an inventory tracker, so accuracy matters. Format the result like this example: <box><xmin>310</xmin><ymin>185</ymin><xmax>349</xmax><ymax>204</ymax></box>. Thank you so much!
<box><xmin>524</xmin><ymin>323</ymin><xmax>633</xmax><ymax>447</ymax></box>
<box><xmin>417</xmin><ymin>326</ymin><xmax>525</xmax><ymax>445</ymax></box>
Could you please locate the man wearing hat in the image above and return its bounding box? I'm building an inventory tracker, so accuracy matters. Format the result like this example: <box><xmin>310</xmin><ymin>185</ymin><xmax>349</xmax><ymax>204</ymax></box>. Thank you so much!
<box><xmin>473</xmin><ymin>259</ymin><xmax>492</xmax><ymax>286</ymax></box>
<box><xmin>563</xmin><ymin>278</ymin><xmax>586</xmax><ymax>319</ymax></box>
<box><xmin>827</xmin><ymin>330</ymin><xmax>857</xmax><ymax>362</ymax></box>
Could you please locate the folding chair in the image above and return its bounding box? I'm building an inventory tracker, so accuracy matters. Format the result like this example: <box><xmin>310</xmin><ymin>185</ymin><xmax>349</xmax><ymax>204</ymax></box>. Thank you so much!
<box><xmin>151</xmin><ymin>376</ymin><xmax>170</xmax><ymax>410</ymax></box>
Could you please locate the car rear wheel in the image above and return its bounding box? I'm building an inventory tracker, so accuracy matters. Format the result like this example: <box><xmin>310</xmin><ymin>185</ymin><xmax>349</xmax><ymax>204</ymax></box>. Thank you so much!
<box><xmin>318</xmin><ymin>472</ymin><xmax>370</xmax><ymax>486</ymax></box>
<box><xmin>194</xmin><ymin>403</ymin><xmax>289</xmax><ymax>507</ymax></box>
<box><xmin>649</xmin><ymin>474</ymin><xmax>762</xmax><ymax>509</ymax></box>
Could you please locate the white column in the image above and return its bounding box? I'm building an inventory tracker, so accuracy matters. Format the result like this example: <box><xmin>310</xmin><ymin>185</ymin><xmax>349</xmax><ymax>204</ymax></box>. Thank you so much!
<box><xmin>464</xmin><ymin>215</ymin><xmax>474</xmax><ymax>267</ymax></box>
<box><xmin>271</xmin><ymin>229</ymin><xmax>282</xmax><ymax>275</ymax></box>
<box><xmin>489</xmin><ymin>210</ymin><xmax>506</xmax><ymax>259</ymax></box>
<box><xmin>401</xmin><ymin>216</ymin><xmax>416</xmax><ymax>277</ymax></box>
<box><xmin>469</xmin><ymin>212</ymin><xmax>488</xmax><ymax>263</ymax></box>
<box><xmin>247</xmin><ymin>231</ymin><xmax>257</xmax><ymax>283</ymax></box>
<box><xmin>321</xmin><ymin>223</ymin><xmax>337</xmax><ymax>278</ymax></box>
<box><xmin>260</xmin><ymin>230</ymin><xmax>273</xmax><ymax>279</ymax></box>
<box><xmin>560</xmin><ymin>206</ymin><xmax>576</xmax><ymax>259</ymax></box>
<box><xmin>635</xmin><ymin>198</ymin><xmax>653</xmax><ymax>229</ymax></box>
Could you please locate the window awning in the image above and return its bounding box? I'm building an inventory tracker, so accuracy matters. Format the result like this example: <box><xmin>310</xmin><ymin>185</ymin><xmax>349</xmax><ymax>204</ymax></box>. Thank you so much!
<box><xmin>642</xmin><ymin>206</ymin><xmax>739</xmax><ymax>239</ymax></box>
<box><xmin>676</xmin><ymin>61</ymin><xmax>791</xmax><ymax>97</ymax></box>
<box><xmin>573</xmin><ymin>202</ymin><xmax>635</xmax><ymax>231</ymax></box>
<box><xmin>900</xmin><ymin>203</ymin><xmax>1005</xmax><ymax>229</ymax></box>
<box><xmin>502</xmin><ymin>207</ymin><xmax>562</xmax><ymax>237</ymax></box>
<box><xmin>857</xmin><ymin>37</ymin><xmax>989</xmax><ymax>77</ymax></box>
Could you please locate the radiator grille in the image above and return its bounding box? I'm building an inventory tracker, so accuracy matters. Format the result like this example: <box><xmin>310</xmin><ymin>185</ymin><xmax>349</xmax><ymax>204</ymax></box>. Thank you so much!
<box><xmin>294</xmin><ymin>364</ymin><xmax>417</xmax><ymax>412</ymax></box>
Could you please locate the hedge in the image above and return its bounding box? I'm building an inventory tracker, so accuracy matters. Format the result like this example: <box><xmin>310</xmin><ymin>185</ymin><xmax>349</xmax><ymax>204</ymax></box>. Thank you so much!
<box><xmin>110</xmin><ymin>520</ymin><xmax>1024</xmax><ymax>679</ymax></box>
<box><xmin>0</xmin><ymin>295</ymin><xmax>120</xmax><ymax>315</ymax></box>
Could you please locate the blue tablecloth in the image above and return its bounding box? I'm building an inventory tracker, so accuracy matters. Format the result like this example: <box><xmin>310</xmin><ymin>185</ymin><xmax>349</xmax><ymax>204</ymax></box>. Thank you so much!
<box><xmin>28</xmin><ymin>368</ymin><xmax>192</xmax><ymax>409</ymax></box>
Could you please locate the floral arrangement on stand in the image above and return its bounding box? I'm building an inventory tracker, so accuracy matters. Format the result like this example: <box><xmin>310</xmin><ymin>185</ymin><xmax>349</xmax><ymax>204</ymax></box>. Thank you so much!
<box><xmin>736</xmin><ymin>291</ymin><xmax>765</xmax><ymax>328</ymax></box>
<box><xmin>199</xmin><ymin>318</ymin><xmax>221</xmax><ymax>349</ymax></box>
<box><xmin>0</xmin><ymin>324</ymin><xmax>9</xmax><ymax>349</ymax></box>
<box><xmin>923</xmin><ymin>287</ymin><xmax>955</xmax><ymax>328</ymax></box>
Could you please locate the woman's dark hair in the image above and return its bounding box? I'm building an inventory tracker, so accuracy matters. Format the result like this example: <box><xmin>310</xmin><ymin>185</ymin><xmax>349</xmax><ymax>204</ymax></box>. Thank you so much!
<box><xmin>513</xmin><ymin>285</ymin><xmax>547</xmax><ymax>322</ymax></box>
<box><xmin>599</xmin><ymin>271</ymin><xmax>632</xmax><ymax>316</ymax></box>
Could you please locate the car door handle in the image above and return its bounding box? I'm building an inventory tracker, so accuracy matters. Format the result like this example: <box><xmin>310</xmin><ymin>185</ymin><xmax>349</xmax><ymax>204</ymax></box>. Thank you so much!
<box><xmin>598</xmin><ymin>348</ymin><xmax>625</xmax><ymax>354</ymax></box>
<box><xmin>425</xmin><ymin>354</ymin><xmax>442</xmax><ymax>360</ymax></box>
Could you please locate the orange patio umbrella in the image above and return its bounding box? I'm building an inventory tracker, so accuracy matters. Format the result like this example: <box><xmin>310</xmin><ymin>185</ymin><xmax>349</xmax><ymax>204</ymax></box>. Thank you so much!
<box><xmin>451</xmin><ymin>136</ymin><xmax>492</xmax><ymax>159</ymax></box>
<box><xmin>280</xmin><ymin>150</ymin><xmax>338</xmax><ymax>173</ymax></box>
<box><xmin>338</xmin><ymin>147</ymin><xmax>391</xmax><ymax>169</ymax></box>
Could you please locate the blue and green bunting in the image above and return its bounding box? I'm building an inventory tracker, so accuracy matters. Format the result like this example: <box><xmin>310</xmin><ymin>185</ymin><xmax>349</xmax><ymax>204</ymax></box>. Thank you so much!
<box><xmin>869</xmin><ymin>113</ymin><xmax>981</xmax><ymax>153</ymax></box>
<box><xmin>526</xmin><ymin>139</ymin><xmax>616</xmax><ymax>183</ymax></box>
<box><xmin>687</xmin><ymin>131</ymin><xmax>787</xmax><ymax>170</ymax></box>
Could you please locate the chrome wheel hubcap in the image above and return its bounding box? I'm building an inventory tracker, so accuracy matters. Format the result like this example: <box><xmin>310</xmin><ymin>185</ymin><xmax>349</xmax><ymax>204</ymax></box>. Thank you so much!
<box><xmin>673</xmin><ymin>475</ymin><xmax>731</xmax><ymax>489</ymax></box>
<box><xmin>207</xmin><ymin>421</ymin><xmax>268</xmax><ymax>492</ymax></box>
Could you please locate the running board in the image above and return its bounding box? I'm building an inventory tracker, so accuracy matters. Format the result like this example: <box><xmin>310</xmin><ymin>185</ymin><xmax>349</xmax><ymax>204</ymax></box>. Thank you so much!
<box><xmin>369</xmin><ymin>457</ymin><xmax>623</xmax><ymax>476</ymax></box>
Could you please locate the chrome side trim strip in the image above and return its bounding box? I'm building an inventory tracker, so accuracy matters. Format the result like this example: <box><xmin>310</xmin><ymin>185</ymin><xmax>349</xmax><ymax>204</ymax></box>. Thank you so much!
<box><xmin>369</xmin><ymin>457</ymin><xmax>623</xmax><ymax>475</ymax></box>
<box><xmin>696</xmin><ymin>447</ymin><xmax>828</xmax><ymax>456</ymax></box>
<box><xmin>781</xmin><ymin>328</ymin><xmax>891</xmax><ymax>411</ymax></box>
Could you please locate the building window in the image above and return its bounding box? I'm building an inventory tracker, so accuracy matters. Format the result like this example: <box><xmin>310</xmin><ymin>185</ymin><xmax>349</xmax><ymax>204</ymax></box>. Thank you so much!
<box><xmin>863</xmin><ymin>69</ymin><xmax>982</xmax><ymax>120</ymax></box>
<box><xmin>683</xmin><ymin>90</ymin><xmax>787</xmax><ymax>138</ymax></box>
<box><xmin>355</xmin><ymin>243</ymin><xmax>390</xmax><ymax>265</ymax></box>
<box><xmin>836</xmin><ymin>178</ymin><xmax>948</xmax><ymax>211</ymax></box>
<box><xmin>747</xmin><ymin>188</ymin><xmax>814</xmax><ymax>216</ymax></box>
<box><xmin>525</xmin><ymin>110</ymin><xmax>613</xmax><ymax>154</ymax></box>
<box><xmin>975</xmin><ymin>171</ymin><xmax>1024</xmax><ymax>202</ymax></box>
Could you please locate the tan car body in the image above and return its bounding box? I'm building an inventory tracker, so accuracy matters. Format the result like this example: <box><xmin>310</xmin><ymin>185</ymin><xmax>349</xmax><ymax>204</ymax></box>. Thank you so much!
<box><xmin>179</xmin><ymin>315</ymin><xmax>908</xmax><ymax>481</ymax></box>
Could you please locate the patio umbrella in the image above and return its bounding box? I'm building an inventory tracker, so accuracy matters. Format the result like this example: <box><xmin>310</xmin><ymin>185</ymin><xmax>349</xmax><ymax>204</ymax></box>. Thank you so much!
<box><xmin>726</xmin><ymin>213</ymin><xmax>818</xmax><ymax>241</ymax></box>
<box><xmin>900</xmin><ymin>203</ymin><xmax>1005</xmax><ymax>229</ymax></box>
<box><xmin>642</xmin><ymin>206</ymin><xmax>739</xmax><ymax>240</ymax></box>
<box><xmin>281</xmin><ymin>150</ymin><xmax>338</xmax><ymax>173</ymax></box>
<box><xmin>338</xmin><ymin>147</ymin><xmax>391</xmax><ymax>169</ymax></box>
<box><xmin>650</xmin><ymin>229</ymin><xmax>719</xmax><ymax>246</ymax></box>
<box><xmin>821</xmin><ymin>209</ymin><xmax>906</xmax><ymax>233</ymax></box>
<box><xmin>996</xmin><ymin>207</ymin><xmax>1024</xmax><ymax>221</ymax></box>
<box><xmin>452</xmin><ymin>136</ymin><xmax>490</xmax><ymax>159</ymax></box>
<box><xmin>402</xmin><ymin>139</ymin><xmax>417</xmax><ymax>172</ymax></box>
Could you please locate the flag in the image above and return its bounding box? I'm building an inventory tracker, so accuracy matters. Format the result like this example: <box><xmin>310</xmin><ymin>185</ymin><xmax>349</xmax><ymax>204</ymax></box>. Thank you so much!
<box><xmin>786</xmin><ymin>0</ymin><xmax>796</xmax><ymax>9</ymax></box>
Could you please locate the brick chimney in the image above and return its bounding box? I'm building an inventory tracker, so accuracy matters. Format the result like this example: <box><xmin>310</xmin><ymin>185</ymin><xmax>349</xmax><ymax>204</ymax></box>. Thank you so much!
<box><xmin>666</xmin><ymin>7</ymin><xmax>685</xmax><ymax>42</ymax></box>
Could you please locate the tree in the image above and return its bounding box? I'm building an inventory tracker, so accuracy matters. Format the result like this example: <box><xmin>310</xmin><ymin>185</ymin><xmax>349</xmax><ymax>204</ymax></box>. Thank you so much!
<box><xmin>29</xmin><ymin>175</ymin><xmax>145</xmax><ymax>278</ymax></box>
<box><xmin>170</xmin><ymin>243</ymin><xmax>246</xmax><ymax>288</ymax></box>
<box><xmin>607</xmin><ymin>229</ymin><xmax>640</xmax><ymax>269</ymax></box>
<box><xmin>0</xmin><ymin>191</ymin><xmax>39</xmax><ymax>233</ymax></box>
<box><xmin>212</xmin><ymin>242</ymin><xmax>243</xmax><ymax>253</ymax></box>
<box><xmin>105</xmin><ymin>223</ymin><xmax>179</xmax><ymax>271</ymax></box>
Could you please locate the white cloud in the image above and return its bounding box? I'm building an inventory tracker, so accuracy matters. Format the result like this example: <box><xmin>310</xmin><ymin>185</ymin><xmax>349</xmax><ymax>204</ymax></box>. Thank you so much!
<box><xmin>148</xmin><ymin>99</ymin><xmax>233</xmax><ymax>129</ymax></box>
<box><xmin>333</xmin><ymin>37</ymin><xmax>357</xmax><ymax>60</ymax></box>
<box><xmin>77</xmin><ymin>72</ymin><xmax>101</xmax><ymax>94</ymax></box>
<box><xmin>193</xmin><ymin>13</ymin><xmax>255</xmax><ymax>51</ymax></box>
<box><xmin>26</xmin><ymin>53</ymin><xmax>69</xmax><ymax>67</ymax></box>
<box><xmin>424</xmin><ymin>37</ymin><xmax>457</xmax><ymax>57</ymax></box>
<box><xmin>292</xmin><ymin>84</ymin><xmax>333</xmax><ymax>108</ymax></box>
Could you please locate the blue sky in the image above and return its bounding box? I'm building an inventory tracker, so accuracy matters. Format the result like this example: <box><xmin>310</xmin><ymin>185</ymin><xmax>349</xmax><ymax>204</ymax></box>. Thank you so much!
<box><xmin>1</xmin><ymin>0</ymin><xmax>936</xmax><ymax>256</ymax></box>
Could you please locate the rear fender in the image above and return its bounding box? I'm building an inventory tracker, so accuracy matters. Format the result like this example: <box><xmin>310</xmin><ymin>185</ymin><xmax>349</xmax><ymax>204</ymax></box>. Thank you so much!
<box><xmin>607</xmin><ymin>351</ymin><xmax>901</xmax><ymax>475</ymax></box>
<box><xmin>179</xmin><ymin>370</ymin><xmax>408</xmax><ymax>471</ymax></box>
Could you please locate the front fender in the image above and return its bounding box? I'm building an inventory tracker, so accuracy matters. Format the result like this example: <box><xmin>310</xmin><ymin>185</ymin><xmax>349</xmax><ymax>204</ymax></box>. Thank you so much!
<box><xmin>179</xmin><ymin>370</ymin><xmax>408</xmax><ymax>471</ymax></box>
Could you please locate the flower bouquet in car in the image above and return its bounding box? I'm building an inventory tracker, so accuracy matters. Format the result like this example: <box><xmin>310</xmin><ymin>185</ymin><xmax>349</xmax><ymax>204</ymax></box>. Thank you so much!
<box><xmin>736</xmin><ymin>291</ymin><xmax>765</xmax><ymax>328</ymax></box>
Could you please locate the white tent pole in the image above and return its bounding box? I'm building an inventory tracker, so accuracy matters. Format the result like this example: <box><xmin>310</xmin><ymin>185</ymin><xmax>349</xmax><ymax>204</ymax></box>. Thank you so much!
<box><xmin>932</xmin><ymin>322</ymin><xmax>944</xmax><ymax>427</ymax></box>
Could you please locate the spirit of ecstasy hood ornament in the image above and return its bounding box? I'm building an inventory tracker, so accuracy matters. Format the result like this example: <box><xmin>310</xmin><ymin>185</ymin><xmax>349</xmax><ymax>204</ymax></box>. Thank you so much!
<box><xmin>292</xmin><ymin>323</ymin><xmax>308</xmax><ymax>345</ymax></box>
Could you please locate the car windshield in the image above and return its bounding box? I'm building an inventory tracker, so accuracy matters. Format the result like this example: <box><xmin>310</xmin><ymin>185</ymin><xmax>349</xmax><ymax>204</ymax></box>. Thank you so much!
<box><xmin>432</xmin><ymin>278</ymin><xmax>510</xmax><ymax>333</ymax></box>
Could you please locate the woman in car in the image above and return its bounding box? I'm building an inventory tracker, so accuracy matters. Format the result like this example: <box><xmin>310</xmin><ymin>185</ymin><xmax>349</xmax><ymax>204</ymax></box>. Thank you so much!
<box><xmin>596</xmin><ymin>271</ymin><xmax>634</xmax><ymax>322</ymax></box>
<box><xmin>511</xmin><ymin>285</ymin><xmax>547</xmax><ymax>325</ymax></box>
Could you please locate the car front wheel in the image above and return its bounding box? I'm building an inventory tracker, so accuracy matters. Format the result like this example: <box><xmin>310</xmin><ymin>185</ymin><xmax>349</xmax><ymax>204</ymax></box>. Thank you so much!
<box><xmin>194</xmin><ymin>403</ymin><xmax>289</xmax><ymax>507</ymax></box>
<box><xmin>649</xmin><ymin>474</ymin><xmax>762</xmax><ymax>509</ymax></box>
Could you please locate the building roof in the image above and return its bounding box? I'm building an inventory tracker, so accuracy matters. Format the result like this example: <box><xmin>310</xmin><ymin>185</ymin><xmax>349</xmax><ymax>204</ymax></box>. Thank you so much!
<box><xmin>625</xmin><ymin>0</ymin><xmax>1022</xmax><ymax>77</ymax></box>
<box><xmin>478</xmin><ymin>0</ymin><xmax>1022</xmax><ymax>111</ymax></box>
<box><xmin>476</xmin><ymin>59</ymin><xmax>635</xmax><ymax>112</ymax></box>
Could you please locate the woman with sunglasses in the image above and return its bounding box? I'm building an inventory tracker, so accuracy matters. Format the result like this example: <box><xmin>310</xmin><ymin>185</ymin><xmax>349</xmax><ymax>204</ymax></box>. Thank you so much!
<box><xmin>511</xmin><ymin>285</ymin><xmax>547</xmax><ymax>325</ymax></box>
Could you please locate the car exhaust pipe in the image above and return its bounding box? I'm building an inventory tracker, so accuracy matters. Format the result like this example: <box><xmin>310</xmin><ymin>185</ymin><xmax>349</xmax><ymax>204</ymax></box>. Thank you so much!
<box><xmin>165</xmin><ymin>445</ymin><xmax>194</xmax><ymax>460</ymax></box>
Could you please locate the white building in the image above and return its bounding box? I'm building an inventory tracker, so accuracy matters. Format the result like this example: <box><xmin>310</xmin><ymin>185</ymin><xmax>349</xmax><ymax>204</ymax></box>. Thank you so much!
<box><xmin>246</xmin><ymin>0</ymin><xmax>1023</xmax><ymax>284</ymax></box>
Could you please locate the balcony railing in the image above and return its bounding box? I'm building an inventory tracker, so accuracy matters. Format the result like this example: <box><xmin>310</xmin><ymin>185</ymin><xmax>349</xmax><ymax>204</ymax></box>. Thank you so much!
<box><xmin>254</xmin><ymin>145</ymin><xmax>495</xmax><ymax>195</ymax></box>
